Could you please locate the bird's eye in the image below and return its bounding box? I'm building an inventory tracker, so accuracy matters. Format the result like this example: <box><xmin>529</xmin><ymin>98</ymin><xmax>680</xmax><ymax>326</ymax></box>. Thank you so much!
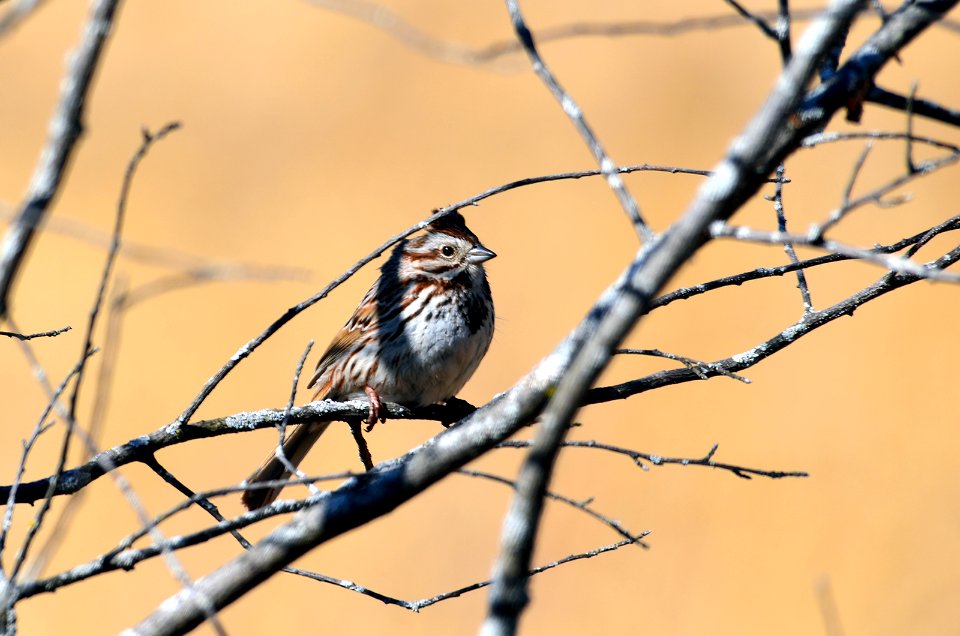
<box><xmin>440</xmin><ymin>245</ymin><xmax>455</xmax><ymax>258</ymax></box>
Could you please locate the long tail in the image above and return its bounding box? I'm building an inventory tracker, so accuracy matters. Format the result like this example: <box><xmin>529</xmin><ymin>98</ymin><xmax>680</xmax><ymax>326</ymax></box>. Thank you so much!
<box><xmin>241</xmin><ymin>422</ymin><xmax>331</xmax><ymax>510</ymax></box>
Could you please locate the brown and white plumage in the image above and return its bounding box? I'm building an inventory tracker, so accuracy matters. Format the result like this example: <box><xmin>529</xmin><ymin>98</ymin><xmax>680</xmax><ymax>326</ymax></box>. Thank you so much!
<box><xmin>241</xmin><ymin>212</ymin><xmax>495</xmax><ymax>510</ymax></box>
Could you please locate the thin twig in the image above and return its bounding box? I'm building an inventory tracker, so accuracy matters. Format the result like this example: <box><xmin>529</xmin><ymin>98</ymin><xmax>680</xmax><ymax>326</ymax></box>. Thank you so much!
<box><xmin>711</xmin><ymin>222</ymin><xmax>960</xmax><ymax>283</ymax></box>
<box><xmin>10</xmin><ymin>123</ymin><xmax>184</xmax><ymax>592</ymax></box>
<box><xmin>771</xmin><ymin>164</ymin><xmax>813</xmax><ymax>312</ymax></box>
<box><xmin>8</xmin><ymin>123</ymin><xmax>181</xmax><ymax>585</ymax></box>
<box><xmin>0</xmin><ymin>326</ymin><xmax>70</xmax><ymax>341</ymax></box>
<box><xmin>14</xmin><ymin>492</ymin><xmax>329</xmax><ymax>600</ymax></box>
<box><xmin>85</xmin><ymin>279</ymin><xmax>128</xmax><ymax>460</ymax></box>
<box><xmin>5</xmin><ymin>123</ymin><xmax>227</xmax><ymax>636</ymax></box>
<box><xmin>901</xmin><ymin>216</ymin><xmax>960</xmax><ymax>261</ymax></box>
<box><xmin>0</xmin><ymin>202</ymin><xmax>312</xmax><ymax>280</ymax></box>
<box><xmin>651</xmin><ymin>217</ymin><xmax>960</xmax><ymax>311</ymax></box>
<box><xmin>615</xmin><ymin>348</ymin><xmax>751</xmax><ymax>383</ymax></box>
<box><xmin>123</xmin><ymin>467</ymin><xmax>359</xmax><ymax>554</ymax></box>
<box><xmin>0</xmin><ymin>351</ymin><xmax>95</xmax><ymax>564</ymax></box>
<box><xmin>802</xmin><ymin>130</ymin><xmax>959</xmax><ymax>153</ymax></box>
<box><xmin>458</xmin><ymin>469</ymin><xmax>647</xmax><ymax>545</ymax></box>
<box><xmin>136</xmin><ymin>461</ymin><xmax>423</xmax><ymax>610</ymax></box>
<box><xmin>905</xmin><ymin>82</ymin><xmax>918</xmax><ymax>174</ymax></box>
<box><xmin>270</xmin><ymin>341</ymin><xmax>319</xmax><ymax>495</ymax></box>
<box><xmin>407</xmin><ymin>539</ymin><xmax>643</xmax><ymax>612</ymax></box>
<box><xmin>724</xmin><ymin>0</ymin><xmax>779</xmax><ymax>40</ymax></box>
<box><xmin>504</xmin><ymin>0</ymin><xmax>651</xmax><ymax>241</ymax></box>
<box><xmin>809</xmin><ymin>141</ymin><xmax>874</xmax><ymax>240</ymax></box>
<box><xmin>348</xmin><ymin>420</ymin><xmax>375</xmax><ymax>471</ymax></box>
<box><xmin>497</xmin><ymin>441</ymin><xmax>808</xmax><ymax>480</ymax></box>
<box><xmin>589</xmin><ymin>242</ymin><xmax>960</xmax><ymax>405</ymax></box>
<box><xmin>302</xmin><ymin>2</ymin><xmax>960</xmax><ymax>69</ymax></box>
<box><xmin>118</xmin><ymin>265</ymin><xmax>310</xmax><ymax>309</ymax></box>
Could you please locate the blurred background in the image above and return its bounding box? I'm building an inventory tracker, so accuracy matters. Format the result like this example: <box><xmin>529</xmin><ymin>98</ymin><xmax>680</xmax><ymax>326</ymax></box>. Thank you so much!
<box><xmin>1</xmin><ymin>1</ymin><xmax>959</xmax><ymax>634</ymax></box>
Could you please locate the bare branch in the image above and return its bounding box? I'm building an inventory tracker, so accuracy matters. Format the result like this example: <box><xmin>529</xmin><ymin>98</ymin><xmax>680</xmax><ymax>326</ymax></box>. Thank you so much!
<box><xmin>0</xmin><ymin>0</ymin><xmax>123</xmax><ymax>318</ymax></box>
<box><xmin>0</xmin><ymin>350</ymin><xmax>95</xmax><ymax>563</ymax></box>
<box><xmin>651</xmin><ymin>217</ymin><xmax>960</xmax><ymax>310</ymax></box>
<box><xmin>0</xmin><ymin>326</ymin><xmax>70</xmax><ymax>341</ymax></box>
<box><xmin>271</xmin><ymin>341</ymin><xmax>318</xmax><ymax>493</ymax></box>
<box><xmin>69</xmin><ymin>123</ymin><xmax>180</xmax><ymax>418</ymax></box>
<box><xmin>85</xmin><ymin>279</ymin><xmax>128</xmax><ymax>460</ymax></box>
<box><xmin>802</xmin><ymin>130</ymin><xmax>959</xmax><ymax>152</ymax></box>
<box><xmin>588</xmin><ymin>242</ymin><xmax>960</xmax><ymax>405</ymax></box>
<box><xmin>9</xmin><ymin>123</ymin><xmax>182</xmax><ymax>591</ymax></box>
<box><xmin>304</xmin><ymin>2</ymin><xmax>960</xmax><ymax>72</ymax></box>
<box><xmin>776</xmin><ymin>0</ymin><xmax>794</xmax><ymax>63</ymax></box>
<box><xmin>482</xmin><ymin>2</ymin><xmax>867</xmax><ymax>633</ymax></box>
<box><xmin>1</xmin><ymin>123</ymin><xmax>230</xmax><ymax>636</ymax></box>
<box><xmin>867</xmin><ymin>85</ymin><xmax>960</xmax><ymax>128</ymax></box>
<box><xmin>308</xmin><ymin>0</ymin><xmax>819</xmax><ymax>66</ymax></box>
<box><xmin>458</xmin><ymin>469</ymin><xmax>648</xmax><ymax>545</ymax></box>
<box><xmin>7</xmin><ymin>222</ymin><xmax>957</xmax><ymax>511</ymax></box>
<box><xmin>724</xmin><ymin>0</ymin><xmax>780</xmax><ymax>41</ymax></box>
<box><xmin>497</xmin><ymin>441</ymin><xmax>809</xmax><ymax>480</ymax></box>
<box><xmin>615</xmin><ymin>348</ymin><xmax>751</xmax><ymax>383</ymax></box>
<box><xmin>711</xmin><ymin>222</ymin><xmax>960</xmax><ymax>283</ymax></box>
<box><xmin>8</xmin><ymin>123</ymin><xmax>181</xmax><ymax>588</ymax></box>
<box><xmin>1</xmin><ymin>2</ymin><xmax>944</xmax><ymax>630</ymax></box>
<box><xmin>771</xmin><ymin>164</ymin><xmax>813</xmax><ymax>312</ymax></box>
<box><xmin>0</xmin><ymin>400</ymin><xmax>470</xmax><ymax>504</ymax></box>
<box><xmin>117</xmin><ymin>265</ymin><xmax>310</xmax><ymax>309</ymax></box>
<box><xmin>503</xmin><ymin>0</ymin><xmax>651</xmax><ymax>240</ymax></box>
<box><xmin>904</xmin><ymin>82</ymin><xmax>919</xmax><ymax>173</ymax></box>
<box><xmin>0</xmin><ymin>202</ymin><xmax>313</xmax><ymax>280</ymax></box>
<box><xmin>16</xmin><ymin>491</ymin><xmax>331</xmax><ymax>600</ymax></box>
<box><xmin>808</xmin><ymin>141</ymin><xmax>875</xmax><ymax>240</ymax></box>
<box><xmin>405</xmin><ymin>539</ymin><xmax>643</xmax><ymax>612</ymax></box>
<box><xmin>53</xmin><ymin>1</ymin><xmax>952</xmax><ymax>627</ymax></box>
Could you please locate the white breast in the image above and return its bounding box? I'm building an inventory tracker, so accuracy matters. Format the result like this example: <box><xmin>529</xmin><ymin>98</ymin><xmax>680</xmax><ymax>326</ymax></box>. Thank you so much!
<box><xmin>365</xmin><ymin>277</ymin><xmax>493</xmax><ymax>405</ymax></box>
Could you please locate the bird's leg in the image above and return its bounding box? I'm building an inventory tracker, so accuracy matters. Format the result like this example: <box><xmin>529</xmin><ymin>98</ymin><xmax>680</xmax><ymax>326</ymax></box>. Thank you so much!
<box><xmin>364</xmin><ymin>385</ymin><xmax>384</xmax><ymax>432</ymax></box>
<box><xmin>348</xmin><ymin>420</ymin><xmax>375</xmax><ymax>471</ymax></box>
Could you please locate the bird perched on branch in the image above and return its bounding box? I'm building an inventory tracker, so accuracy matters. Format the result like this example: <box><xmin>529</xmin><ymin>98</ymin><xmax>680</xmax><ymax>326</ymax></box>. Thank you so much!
<box><xmin>242</xmin><ymin>212</ymin><xmax>496</xmax><ymax>510</ymax></box>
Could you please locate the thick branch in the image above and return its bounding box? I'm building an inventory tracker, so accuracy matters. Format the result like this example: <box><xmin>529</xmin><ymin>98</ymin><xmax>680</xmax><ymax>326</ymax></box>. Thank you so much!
<box><xmin>11</xmin><ymin>211</ymin><xmax>958</xmax><ymax>507</ymax></box>
<box><xmin>0</xmin><ymin>400</ymin><xmax>474</xmax><ymax>505</ymax></box>
<box><xmin>124</xmin><ymin>0</ymin><xmax>928</xmax><ymax>632</ymax></box>
<box><xmin>41</xmin><ymin>2</ymin><xmax>939</xmax><ymax>632</ymax></box>
<box><xmin>482</xmin><ymin>2</ymin><xmax>867</xmax><ymax>633</ymax></box>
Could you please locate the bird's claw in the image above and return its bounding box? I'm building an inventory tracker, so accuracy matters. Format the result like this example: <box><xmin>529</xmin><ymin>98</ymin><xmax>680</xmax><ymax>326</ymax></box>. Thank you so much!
<box><xmin>364</xmin><ymin>385</ymin><xmax>384</xmax><ymax>432</ymax></box>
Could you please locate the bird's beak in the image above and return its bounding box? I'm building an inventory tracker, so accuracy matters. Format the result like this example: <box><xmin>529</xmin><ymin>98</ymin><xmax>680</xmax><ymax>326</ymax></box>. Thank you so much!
<box><xmin>467</xmin><ymin>244</ymin><xmax>497</xmax><ymax>264</ymax></box>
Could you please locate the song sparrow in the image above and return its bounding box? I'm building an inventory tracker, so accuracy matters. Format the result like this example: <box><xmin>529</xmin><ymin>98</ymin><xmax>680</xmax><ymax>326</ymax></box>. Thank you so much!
<box><xmin>241</xmin><ymin>212</ymin><xmax>496</xmax><ymax>510</ymax></box>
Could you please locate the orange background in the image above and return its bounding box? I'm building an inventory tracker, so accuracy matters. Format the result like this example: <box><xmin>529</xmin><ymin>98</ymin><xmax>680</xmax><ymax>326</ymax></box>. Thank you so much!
<box><xmin>2</xmin><ymin>2</ymin><xmax>959</xmax><ymax>634</ymax></box>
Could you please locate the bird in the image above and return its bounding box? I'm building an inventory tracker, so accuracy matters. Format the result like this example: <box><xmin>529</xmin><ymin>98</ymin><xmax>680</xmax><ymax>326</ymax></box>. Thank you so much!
<box><xmin>241</xmin><ymin>212</ymin><xmax>496</xmax><ymax>510</ymax></box>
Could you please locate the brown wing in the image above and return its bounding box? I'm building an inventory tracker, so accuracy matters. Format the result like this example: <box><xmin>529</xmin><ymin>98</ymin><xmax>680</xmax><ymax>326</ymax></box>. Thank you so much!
<box><xmin>306</xmin><ymin>286</ymin><xmax>379</xmax><ymax>392</ymax></box>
